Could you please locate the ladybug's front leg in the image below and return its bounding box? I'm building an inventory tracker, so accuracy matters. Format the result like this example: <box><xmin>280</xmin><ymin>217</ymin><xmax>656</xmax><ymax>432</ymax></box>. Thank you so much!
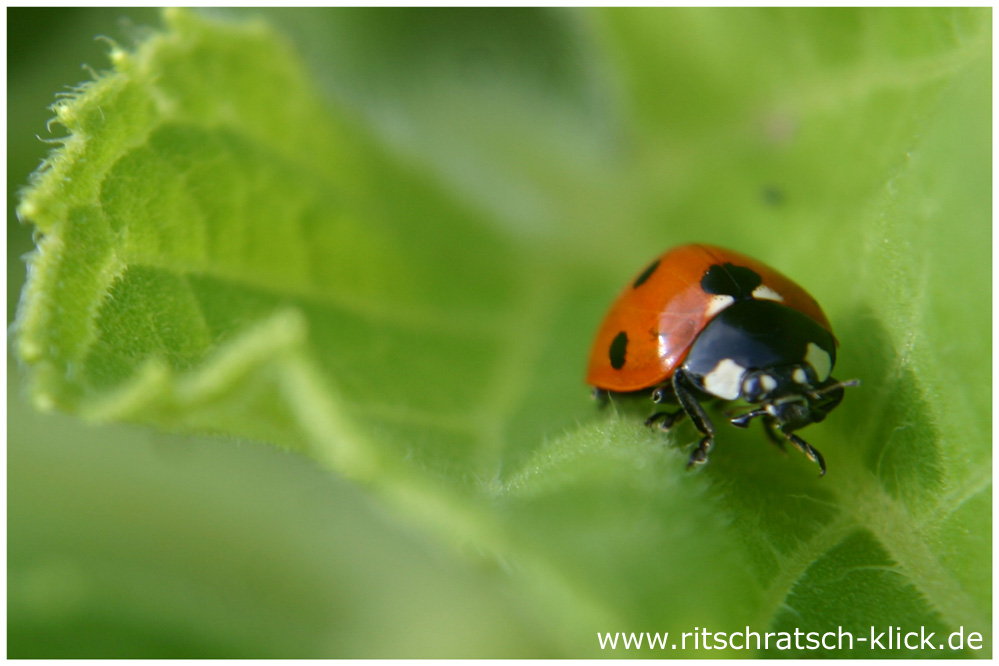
<box><xmin>780</xmin><ymin>430</ymin><xmax>827</xmax><ymax>477</ymax></box>
<box><xmin>671</xmin><ymin>370</ymin><xmax>715</xmax><ymax>468</ymax></box>
<box><xmin>760</xmin><ymin>417</ymin><xmax>788</xmax><ymax>452</ymax></box>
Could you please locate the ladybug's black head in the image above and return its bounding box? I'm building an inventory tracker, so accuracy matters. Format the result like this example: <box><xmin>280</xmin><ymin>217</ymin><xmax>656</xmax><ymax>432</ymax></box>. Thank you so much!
<box><xmin>730</xmin><ymin>371</ymin><xmax>858</xmax><ymax>434</ymax></box>
<box><xmin>739</xmin><ymin>363</ymin><xmax>823</xmax><ymax>404</ymax></box>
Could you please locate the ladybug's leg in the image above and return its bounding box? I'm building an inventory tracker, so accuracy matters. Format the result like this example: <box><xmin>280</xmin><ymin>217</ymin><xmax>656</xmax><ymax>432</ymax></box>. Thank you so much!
<box><xmin>761</xmin><ymin>417</ymin><xmax>787</xmax><ymax>452</ymax></box>
<box><xmin>732</xmin><ymin>410</ymin><xmax>787</xmax><ymax>451</ymax></box>
<box><xmin>645</xmin><ymin>409</ymin><xmax>686</xmax><ymax>430</ymax></box>
<box><xmin>780</xmin><ymin>430</ymin><xmax>826</xmax><ymax>477</ymax></box>
<box><xmin>672</xmin><ymin>370</ymin><xmax>715</xmax><ymax>468</ymax></box>
<box><xmin>729</xmin><ymin>407</ymin><xmax>766</xmax><ymax>428</ymax></box>
<box><xmin>645</xmin><ymin>386</ymin><xmax>686</xmax><ymax>430</ymax></box>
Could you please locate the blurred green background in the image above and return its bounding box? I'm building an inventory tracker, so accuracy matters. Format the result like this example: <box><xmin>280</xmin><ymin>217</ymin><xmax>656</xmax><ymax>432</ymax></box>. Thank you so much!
<box><xmin>8</xmin><ymin>7</ymin><xmax>990</xmax><ymax>657</ymax></box>
<box><xmin>8</xmin><ymin>8</ymin><xmax>558</xmax><ymax>657</ymax></box>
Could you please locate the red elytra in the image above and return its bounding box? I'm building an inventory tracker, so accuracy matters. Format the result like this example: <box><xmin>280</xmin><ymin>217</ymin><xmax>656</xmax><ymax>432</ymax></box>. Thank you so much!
<box><xmin>586</xmin><ymin>244</ymin><xmax>833</xmax><ymax>393</ymax></box>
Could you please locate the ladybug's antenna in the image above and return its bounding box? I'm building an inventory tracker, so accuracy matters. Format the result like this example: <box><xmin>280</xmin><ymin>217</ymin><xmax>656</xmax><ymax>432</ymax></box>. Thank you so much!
<box><xmin>809</xmin><ymin>378</ymin><xmax>860</xmax><ymax>400</ymax></box>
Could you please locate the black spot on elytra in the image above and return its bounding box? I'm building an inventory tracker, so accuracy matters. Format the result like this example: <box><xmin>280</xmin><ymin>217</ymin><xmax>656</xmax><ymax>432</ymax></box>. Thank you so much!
<box><xmin>701</xmin><ymin>263</ymin><xmax>761</xmax><ymax>299</ymax></box>
<box><xmin>632</xmin><ymin>259</ymin><xmax>660</xmax><ymax>288</ymax></box>
<box><xmin>609</xmin><ymin>331</ymin><xmax>628</xmax><ymax>370</ymax></box>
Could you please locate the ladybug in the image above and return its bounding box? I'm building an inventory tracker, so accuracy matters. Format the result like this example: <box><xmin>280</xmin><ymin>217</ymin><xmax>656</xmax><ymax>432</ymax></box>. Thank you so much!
<box><xmin>587</xmin><ymin>244</ymin><xmax>857</xmax><ymax>475</ymax></box>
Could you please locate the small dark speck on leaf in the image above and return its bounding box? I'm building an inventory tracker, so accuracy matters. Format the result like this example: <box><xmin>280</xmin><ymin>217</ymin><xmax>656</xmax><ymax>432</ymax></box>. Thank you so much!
<box><xmin>762</xmin><ymin>186</ymin><xmax>786</xmax><ymax>207</ymax></box>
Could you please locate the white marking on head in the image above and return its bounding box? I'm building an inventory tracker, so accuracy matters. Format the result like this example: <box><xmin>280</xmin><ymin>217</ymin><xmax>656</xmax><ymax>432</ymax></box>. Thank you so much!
<box><xmin>705</xmin><ymin>294</ymin><xmax>735</xmax><ymax>318</ymax></box>
<box><xmin>752</xmin><ymin>285</ymin><xmax>784</xmax><ymax>302</ymax></box>
<box><xmin>760</xmin><ymin>373</ymin><xmax>778</xmax><ymax>392</ymax></box>
<box><xmin>805</xmin><ymin>342</ymin><xmax>832</xmax><ymax>381</ymax></box>
<box><xmin>792</xmin><ymin>367</ymin><xmax>808</xmax><ymax>384</ymax></box>
<box><xmin>703</xmin><ymin>358</ymin><xmax>746</xmax><ymax>400</ymax></box>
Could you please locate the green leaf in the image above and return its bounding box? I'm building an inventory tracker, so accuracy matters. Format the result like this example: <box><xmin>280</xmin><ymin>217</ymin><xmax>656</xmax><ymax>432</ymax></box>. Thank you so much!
<box><xmin>12</xmin><ymin>7</ymin><xmax>991</xmax><ymax>657</ymax></box>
